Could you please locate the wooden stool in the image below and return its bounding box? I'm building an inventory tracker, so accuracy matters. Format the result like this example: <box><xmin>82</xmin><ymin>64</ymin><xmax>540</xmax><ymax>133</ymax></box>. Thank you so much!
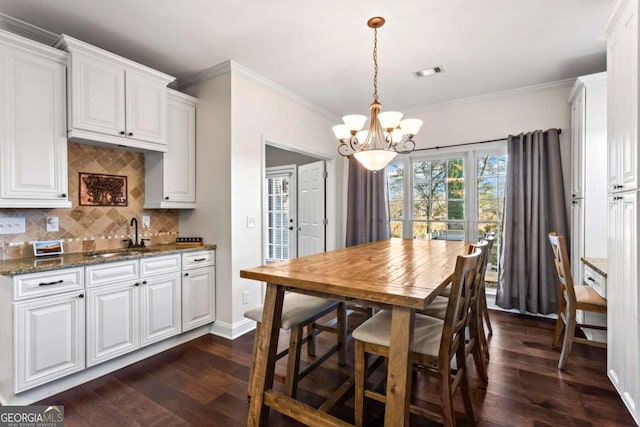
<box><xmin>244</xmin><ymin>294</ymin><xmax>346</xmax><ymax>398</ymax></box>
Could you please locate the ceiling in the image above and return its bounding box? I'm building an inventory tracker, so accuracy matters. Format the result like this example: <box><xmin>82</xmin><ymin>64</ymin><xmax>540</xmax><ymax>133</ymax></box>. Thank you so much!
<box><xmin>0</xmin><ymin>0</ymin><xmax>613</xmax><ymax>117</ymax></box>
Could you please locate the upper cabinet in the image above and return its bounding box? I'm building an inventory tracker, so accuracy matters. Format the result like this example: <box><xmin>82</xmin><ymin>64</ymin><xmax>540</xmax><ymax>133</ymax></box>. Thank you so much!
<box><xmin>606</xmin><ymin>0</ymin><xmax>638</xmax><ymax>193</ymax></box>
<box><xmin>144</xmin><ymin>89</ymin><xmax>197</xmax><ymax>209</ymax></box>
<box><xmin>54</xmin><ymin>35</ymin><xmax>174</xmax><ymax>152</ymax></box>
<box><xmin>0</xmin><ymin>30</ymin><xmax>70</xmax><ymax>208</ymax></box>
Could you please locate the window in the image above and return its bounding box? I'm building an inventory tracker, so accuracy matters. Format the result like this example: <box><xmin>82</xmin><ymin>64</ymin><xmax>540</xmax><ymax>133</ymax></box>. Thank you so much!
<box><xmin>266</xmin><ymin>166</ymin><xmax>296</xmax><ymax>262</ymax></box>
<box><xmin>386</xmin><ymin>143</ymin><xmax>507</xmax><ymax>284</ymax></box>
<box><xmin>412</xmin><ymin>158</ymin><xmax>465</xmax><ymax>240</ymax></box>
<box><xmin>476</xmin><ymin>153</ymin><xmax>507</xmax><ymax>286</ymax></box>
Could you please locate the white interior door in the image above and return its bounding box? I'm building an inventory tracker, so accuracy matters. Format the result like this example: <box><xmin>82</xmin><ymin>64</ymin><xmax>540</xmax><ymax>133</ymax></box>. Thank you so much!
<box><xmin>298</xmin><ymin>160</ymin><xmax>326</xmax><ymax>257</ymax></box>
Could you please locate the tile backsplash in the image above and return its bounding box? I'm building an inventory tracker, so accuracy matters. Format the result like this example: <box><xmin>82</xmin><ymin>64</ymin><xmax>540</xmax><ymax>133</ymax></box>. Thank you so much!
<box><xmin>0</xmin><ymin>143</ymin><xmax>178</xmax><ymax>259</ymax></box>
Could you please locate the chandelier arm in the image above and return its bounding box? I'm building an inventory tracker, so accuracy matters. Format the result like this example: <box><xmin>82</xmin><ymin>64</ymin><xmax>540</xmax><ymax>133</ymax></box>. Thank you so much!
<box><xmin>338</xmin><ymin>142</ymin><xmax>353</xmax><ymax>157</ymax></box>
<box><xmin>395</xmin><ymin>138</ymin><xmax>416</xmax><ymax>154</ymax></box>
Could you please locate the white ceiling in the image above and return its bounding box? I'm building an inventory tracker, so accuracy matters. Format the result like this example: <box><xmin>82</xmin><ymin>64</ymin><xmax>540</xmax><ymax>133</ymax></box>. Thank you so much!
<box><xmin>0</xmin><ymin>0</ymin><xmax>613</xmax><ymax>117</ymax></box>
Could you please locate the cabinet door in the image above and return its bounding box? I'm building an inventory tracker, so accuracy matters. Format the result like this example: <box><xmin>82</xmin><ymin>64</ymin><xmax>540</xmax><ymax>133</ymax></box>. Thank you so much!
<box><xmin>86</xmin><ymin>282</ymin><xmax>139</xmax><ymax>366</ymax></box>
<box><xmin>14</xmin><ymin>292</ymin><xmax>85</xmax><ymax>392</ymax></box>
<box><xmin>571</xmin><ymin>87</ymin><xmax>585</xmax><ymax>199</ymax></box>
<box><xmin>140</xmin><ymin>273</ymin><xmax>181</xmax><ymax>346</ymax></box>
<box><xmin>607</xmin><ymin>196</ymin><xmax>622</xmax><ymax>390</ymax></box>
<box><xmin>620</xmin><ymin>192</ymin><xmax>638</xmax><ymax>413</ymax></box>
<box><xmin>125</xmin><ymin>69</ymin><xmax>166</xmax><ymax>146</ymax></box>
<box><xmin>607</xmin><ymin>0</ymin><xmax>638</xmax><ymax>193</ymax></box>
<box><xmin>69</xmin><ymin>51</ymin><xmax>126</xmax><ymax>137</ymax></box>
<box><xmin>570</xmin><ymin>198</ymin><xmax>584</xmax><ymax>286</ymax></box>
<box><xmin>0</xmin><ymin>44</ymin><xmax>69</xmax><ymax>205</ymax></box>
<box><xmin>164</xmin><ymin>95</ymin><xmax>196</xmax><ymax>202</ymax></box>
<box><xmin>182</xmin><ymin>267</ymin><xmax>215</xmax><ymax>331</ymax></box>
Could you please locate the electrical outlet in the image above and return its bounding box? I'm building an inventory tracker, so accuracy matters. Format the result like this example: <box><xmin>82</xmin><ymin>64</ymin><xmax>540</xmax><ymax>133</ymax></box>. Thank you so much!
<box><xmin>246</xmin><ymin>216</ymin><xmax>256</xmax><ymax>228</ymax></box>
<box><xmin>0</xmin><ymin>218</ymin><xmax>25</xmax><ymax>235</ymax></box>
<box><xmin>142</xmin><ymin>215</ymin><xmax>151</xmax><ymax>229</ymax></box>
<box><xmin>242</xmin><ymin>291</ymin><xmax>249</xmax><ymax>305</ymax></box>
<box><xmin>46</xmin><ymin>217</ymin><xmax>59</xmax><ymax>232</ymax></box>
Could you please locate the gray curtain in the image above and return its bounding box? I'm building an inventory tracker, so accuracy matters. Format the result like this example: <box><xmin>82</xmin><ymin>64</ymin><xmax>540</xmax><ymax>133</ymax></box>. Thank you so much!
<box><xmin>496</xmin><ymin>129</ymin><xmax>568</xmax><ymax>314</ymax></box>
<box><xmin>345</xmin><ymin>157</ymin><xmax>391</xmax><ymax>246</ymax></box>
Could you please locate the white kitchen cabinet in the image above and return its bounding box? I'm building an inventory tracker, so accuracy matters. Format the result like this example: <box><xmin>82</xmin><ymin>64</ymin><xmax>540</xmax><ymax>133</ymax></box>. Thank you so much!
<box><xmin>140</xmin><ymin>273</ymin><xmax>181</xmax><ymax>346</ymax></box>
<box><xmin>604</xmin><ymin>0</ymin><xmax>640</xmax><ymax>423</ymax></box>
<box><xmin>0</xmin><ymin>29</ymin><xmax>70</xmax><ymax>208</ymax></box>
<box><xmin>139</xmin><ymin>254</ymin><xmax>182</xmax><ymax>346</ymax></box>
<box><xmin>606</xmin><ymin>0</ymin><xmax>638</xmax><ymax>194</ymax></box>
<box><xmin>14</xmin><ymin>291</ymin><xmax>85</xmax><ymax>392</ymax></box>
<box><xmin>571</xmin><ymin>86</ymin><xmax>586</xmax><ymax>199</ymax></box>
<box><xmin>607</xmin><ymin>192</ymin><xmax>639</xmax><ymax>416</ymax></box>
<box><xmin>568</xmin><ymin>73</ymin><xmax>607</xmax><ymax>291</ymax></box>
<box><xmin>145</xmin><ymin>89</ymin><xmax>197</xmax><ymax>208</ymax></box>
<box><xmin>86</xmin><ymin>281</ymin><xmax>140</xmax><ymax>367</ymax></box>
<box><xmin>182</xmin><ymin>250</ymin><xmax>215</xmax><ymax>331</ymax></box>
<box><xmin>55</xmin><ymin>35</ymin><xmax>174</xmax><ymax>152</ymax></box>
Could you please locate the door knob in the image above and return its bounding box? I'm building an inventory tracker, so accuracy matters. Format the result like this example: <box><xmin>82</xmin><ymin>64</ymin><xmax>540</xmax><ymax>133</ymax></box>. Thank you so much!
<box><xmin>289</xmin><ymin>226</ymin><xmax>294</xmax><ymax>230</ymax></box>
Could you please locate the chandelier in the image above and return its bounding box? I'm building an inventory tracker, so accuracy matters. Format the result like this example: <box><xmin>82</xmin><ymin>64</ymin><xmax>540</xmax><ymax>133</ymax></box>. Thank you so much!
<box><xmin>332</xmin><ymin>17</ymin><xmax>422</xmax><ymax>171</ymax></box>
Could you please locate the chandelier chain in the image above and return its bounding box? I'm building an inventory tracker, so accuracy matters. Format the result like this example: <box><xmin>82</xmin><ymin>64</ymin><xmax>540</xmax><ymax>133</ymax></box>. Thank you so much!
<box><xmin>373</xmin><ymin>27</ymin><xmax>378</xmax><ymax>102</ymax></box>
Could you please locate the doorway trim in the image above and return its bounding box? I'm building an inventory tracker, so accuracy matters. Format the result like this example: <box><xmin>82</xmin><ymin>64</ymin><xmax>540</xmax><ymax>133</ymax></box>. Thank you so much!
<box><xmin>261</xmin><ymin>137</ymin><xmax>338</xmax><ymax>266</ymax></box>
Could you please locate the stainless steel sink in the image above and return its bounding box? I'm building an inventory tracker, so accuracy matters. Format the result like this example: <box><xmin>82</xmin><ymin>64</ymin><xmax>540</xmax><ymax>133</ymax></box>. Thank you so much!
<box><xmin>85</xmin><ymin>249</ymin><xmax>150</xmax><ymax>258</ymax></box>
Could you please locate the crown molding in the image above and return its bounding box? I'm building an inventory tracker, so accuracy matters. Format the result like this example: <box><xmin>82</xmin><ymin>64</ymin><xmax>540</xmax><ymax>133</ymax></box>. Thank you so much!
<box><xmin>176</xmin><ymin>60</ymin><xmax>338</xmax><ymax>121</ymax></box>
<box><xmin>568</xmin><ymin>72</ymin><xmax>607</xmax><ymax>103</ymax></box>
<box><xmin>600</xmin><ymin>0</ymin><xmax>629</xmax><ymax>39</ymax></box>
<box><xmin>0</xmin><ymin>13</ymin><xmax>58</xmax><ymax>46</ymax></box>
<box><xmin>175</xmin><ymin>61</ymin><xmax>232</xmax><ymax>91</ymax></box>
<box><xmin>403</xmin><ymin>78</ymin><xmax>576</xmax><ymax>114</ymax></box>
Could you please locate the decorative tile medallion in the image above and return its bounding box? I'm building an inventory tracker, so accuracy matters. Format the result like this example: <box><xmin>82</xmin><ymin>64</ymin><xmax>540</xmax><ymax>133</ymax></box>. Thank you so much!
<box><xmin>79</xmin><ymin>172</ymin><xmax>128</xmax><ymax>206</ymax></box>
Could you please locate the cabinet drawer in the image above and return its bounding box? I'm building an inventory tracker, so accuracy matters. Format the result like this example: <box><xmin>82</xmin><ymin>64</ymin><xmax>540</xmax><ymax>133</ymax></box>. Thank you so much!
<box><xmin>140</xmin><ymin>254</ymin><xmax>181</xmax><ymax>277</ymax></box>
<box><xmin>182</xmin><ymin>250</ymin><xmax>214</xmax><ymax>270</ymax></box>
<box><xmin>13</xmin><ymin>268</ymin><xmax>84</xmax><ymax>301</ymax></box>
<box><xmin>583</xmin><ymin>264</ymin><xmax>606</xmax><ymax>298</ymax></box>
<box><xmin>86</xmin><ymin>260</ymin><xmax>139</xmax><ymax>288</ymax></box>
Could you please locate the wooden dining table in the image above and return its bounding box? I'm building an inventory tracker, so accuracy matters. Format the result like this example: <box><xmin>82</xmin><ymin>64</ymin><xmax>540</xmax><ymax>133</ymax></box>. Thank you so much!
<box><xmin>240</xmin><ymin>238</ymin><xmax>467</xmax><ymax>426</ymax></box>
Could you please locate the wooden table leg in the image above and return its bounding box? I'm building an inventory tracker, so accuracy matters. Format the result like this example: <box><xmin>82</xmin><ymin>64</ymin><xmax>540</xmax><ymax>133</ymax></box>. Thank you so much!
<box><xmin>384</xmin><ymin>306</ymin><xmax>415</xmax><ymax>427</ymax></box>
<box><xmin>247</xmin><ymin>284</ymin><xmax>285</xmax><ymax>427</ymax></box>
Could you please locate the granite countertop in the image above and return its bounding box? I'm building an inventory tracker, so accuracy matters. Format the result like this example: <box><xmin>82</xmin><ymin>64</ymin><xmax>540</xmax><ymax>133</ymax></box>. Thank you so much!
<box><xmin>581</xmin><ymin>257</ymin><xmax>607</xmax><ymax>277</ymax></box>
<box><xmin>0</xmin><ymin>244</ymin><xmax>217</xmax><ymax>276</ymax></box>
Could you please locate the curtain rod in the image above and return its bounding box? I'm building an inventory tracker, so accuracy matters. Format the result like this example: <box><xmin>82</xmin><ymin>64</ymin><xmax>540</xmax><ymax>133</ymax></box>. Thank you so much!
<box><xmin>411</xmin><ymin>128</ymin><xmax>562</xmax><ymax>152</ymax></box>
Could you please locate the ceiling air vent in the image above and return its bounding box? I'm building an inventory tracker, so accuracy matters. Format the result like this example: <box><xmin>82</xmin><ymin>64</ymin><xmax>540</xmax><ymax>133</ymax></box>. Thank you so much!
<box><xmin>414</xmin><ymin>66</ymin><xmax>444</xmax><ymax>78</ymax></box>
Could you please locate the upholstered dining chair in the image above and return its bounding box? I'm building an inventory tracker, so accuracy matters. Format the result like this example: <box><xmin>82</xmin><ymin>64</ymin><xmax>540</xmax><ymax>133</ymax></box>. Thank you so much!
<box><xmin>352</xmin><ymin>248</ymin><xmax>482</xmax><ymax>427</ymax></box>
<box><xmin>420</xmin><ymin>239</ymin><xmax>491</xmax><ymax>382</ymax></box>
<box><xmin>244</xmin><ymin>294</ymin><xmax>347</xmax><ymax>398</ymax></box>
<box><xmin>548</xmin><ymin>232</ymin><xmax>607</xmax><ymax>370</ymax></box>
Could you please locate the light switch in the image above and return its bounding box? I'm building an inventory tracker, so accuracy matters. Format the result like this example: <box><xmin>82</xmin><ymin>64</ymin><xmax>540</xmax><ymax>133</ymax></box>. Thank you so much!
<box><xmin>247</xmin><ymin>216</ymin><xmax>256</xmax><ymax>228</ymax></box>
<box><xmin>142</xmin><ymin>215</ymin><xmax>151</xmax><ymax>229</ymax></box>
<box><xmin>46</xmin><ymin>217</ymin><xmax>59</xmax><ymax>232</ymax></box>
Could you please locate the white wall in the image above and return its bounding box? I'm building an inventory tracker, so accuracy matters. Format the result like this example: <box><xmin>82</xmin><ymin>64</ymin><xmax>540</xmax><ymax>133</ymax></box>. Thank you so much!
<box><xmin>410</xmin><ymin>85</ymin><xmax>573</xmax><ymax>195</ymax></box>
<box><xmin>230</xmin><ymin>70</ymin><xmax>342</xmax><ymax>330</ymax></box>
<box><xmin>178</xmin><ymin>73</ymin><xmax>234</xmax><ymax>331</ymax></box>
<box><xmin>179</xmin><ymin>64</ymin><xmax>342</xmax><ymax>338</ymax></box>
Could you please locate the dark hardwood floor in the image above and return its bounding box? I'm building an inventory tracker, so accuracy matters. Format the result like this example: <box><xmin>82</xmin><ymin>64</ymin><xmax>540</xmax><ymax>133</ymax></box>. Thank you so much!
<box><xmin>39</xmin><ymin>310</ymin><xmax>635</xmax><ymax>426</ymax></box>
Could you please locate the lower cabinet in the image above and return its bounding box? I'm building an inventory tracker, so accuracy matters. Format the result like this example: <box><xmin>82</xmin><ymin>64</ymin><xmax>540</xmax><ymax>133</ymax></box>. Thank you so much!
<box><xmin>1</xmin><ymin>248</ymin><xmax>215</xmax><ymax>404</ymax></box>
<box><xmin>182</xmin><ymin>266</ymin><xmax>215</xmax><ymax>332</ymax></box>
<box><xmin>14</xmin><ymin>291</ymin><xmax>85</xmax><ymax>392</ymax></box>
<box><xmin>140</xmin><ymin>273</ymin><xmax>181</xmax><ymax>346</ymax></box>
<box><xmin>86</xmin><ymin>281</ymin><xmax>140</xmax><ymax>367</ymax></box>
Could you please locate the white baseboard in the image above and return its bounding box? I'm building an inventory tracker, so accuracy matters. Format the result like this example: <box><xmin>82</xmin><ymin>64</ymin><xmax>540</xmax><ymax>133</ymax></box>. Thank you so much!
<box><xmin>209</xmin><ymin>318</ymin><xmax>255</xmax><ymax>339</ymax></box>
